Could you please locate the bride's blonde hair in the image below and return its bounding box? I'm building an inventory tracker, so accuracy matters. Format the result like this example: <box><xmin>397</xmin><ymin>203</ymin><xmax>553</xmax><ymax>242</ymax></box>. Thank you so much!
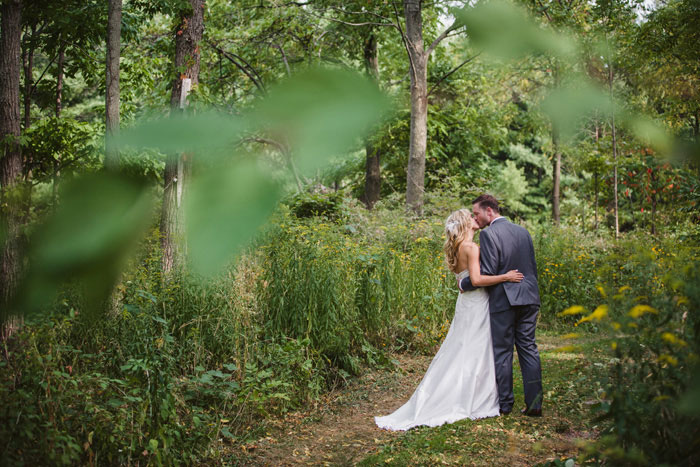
<box><xmin>443</xmin><ymin>209</ymin><xmax>474</xmax><ymax>274</ymax></box>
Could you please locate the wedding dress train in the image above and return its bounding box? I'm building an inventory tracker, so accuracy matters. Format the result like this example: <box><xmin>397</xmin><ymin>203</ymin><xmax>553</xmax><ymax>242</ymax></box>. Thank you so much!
<box><xmin>375</xmin><ymin>270</ymin><xmax>500</xmax><ymax>431</ymax></box>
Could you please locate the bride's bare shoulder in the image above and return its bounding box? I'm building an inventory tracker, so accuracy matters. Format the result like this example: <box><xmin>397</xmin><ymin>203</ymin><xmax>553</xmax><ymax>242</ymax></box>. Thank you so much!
<box><xmin>458</xmin><ymin>240</ymin><xmax>479</xmax><ymax>257</ymax></box>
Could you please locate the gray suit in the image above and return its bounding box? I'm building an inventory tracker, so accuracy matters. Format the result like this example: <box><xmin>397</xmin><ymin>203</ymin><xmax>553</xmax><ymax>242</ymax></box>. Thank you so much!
<box><xmin>460</xmin><ymin>217</ymin><xmax>543</xmax><ymax>413</ymax></box>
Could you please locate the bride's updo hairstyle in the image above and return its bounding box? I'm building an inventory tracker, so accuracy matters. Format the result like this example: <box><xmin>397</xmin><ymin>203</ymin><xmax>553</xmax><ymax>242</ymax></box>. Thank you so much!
<box><xmin>443</xmin><ymin>209</ymin><xmax>473</xmax><ymax>274</ymax></box>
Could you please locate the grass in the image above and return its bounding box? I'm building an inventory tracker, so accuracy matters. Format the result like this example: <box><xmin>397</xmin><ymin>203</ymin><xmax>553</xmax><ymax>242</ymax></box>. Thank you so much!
<box><xmin>358</xmin><ymin>331</ymin><xmax>611</xmax><ymax>466</ymax></box>
<box><xmin>230</xmin><ymin>330</ymin><xmax>612</xmax><ymax>465</ymax></box>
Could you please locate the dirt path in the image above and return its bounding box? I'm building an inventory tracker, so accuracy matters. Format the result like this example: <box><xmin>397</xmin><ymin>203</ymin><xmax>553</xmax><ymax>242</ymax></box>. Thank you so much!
<box><xmin>234</xmin><ymin>333</ymin><xmax>601</xmax><ymax>466</ymax></box>
<box><xmin>236</xmin><ymin>353</ymin><xmax>432</xmax><ymax>466</ymax></box>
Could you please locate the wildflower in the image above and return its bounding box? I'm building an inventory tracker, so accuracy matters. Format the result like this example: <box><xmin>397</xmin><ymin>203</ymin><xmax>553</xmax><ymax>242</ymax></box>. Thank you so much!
<box><xmin>661</xmin><ymin>332</ymin><xmax>687</xmax><ymax>347</ymax></box>
<box><xmin>618</xmin><ymin>285</ymin><xmax>631</xmax><ymax>293</ymax></box>
<box><xmin>577</xmin><ymin>305</ymin><xmax>608</xmax><ymax>324</ymax></box>
<box><xmin>559</xmin><ymin>305</ymin><xmax>585</xmax><ymax>316</ymax></box>
<box><xmin>657</xmin><ymin>354</ymin><xmax>678</xmax><ymax>366</ymax></box>
<box><xmin>628</xmin><ymin>304</ymin><xmax>658</xmax><ymax>318</ymax></box>
<box><xmin>596</xmin><ymin>285</ymin><xmax>607</xmax><ymax>298</ymax></box>
<box><xmin>611</xmin><ymin>342</ymin><xmax>617</xmax><ymax>350</ymax></box>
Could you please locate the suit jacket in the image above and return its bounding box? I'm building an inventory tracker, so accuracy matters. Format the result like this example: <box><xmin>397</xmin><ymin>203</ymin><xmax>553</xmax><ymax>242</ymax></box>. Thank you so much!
<box><xmin>460</xmin><ymin>217</ymin><xmax>540</xmax><ymax>313</ymax></box>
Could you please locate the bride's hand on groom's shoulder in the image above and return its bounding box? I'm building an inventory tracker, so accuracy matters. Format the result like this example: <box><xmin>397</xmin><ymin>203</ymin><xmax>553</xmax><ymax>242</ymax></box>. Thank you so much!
<box><xmin>505</xmin><ymin>270</ymin><xmax>524</xmax><ymax>282</ymax></box>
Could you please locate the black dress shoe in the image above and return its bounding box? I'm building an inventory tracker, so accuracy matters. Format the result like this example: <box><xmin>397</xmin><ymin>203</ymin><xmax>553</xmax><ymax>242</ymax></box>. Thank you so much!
<box><xmin>521</xmin><ymin>407</ymin><xmax>542</xmax><ymax>417</ymax></box>
<box><xmin>499</xmin><ymin>408</ymin><xmax>512</xmax><ymax>415</ymax></box>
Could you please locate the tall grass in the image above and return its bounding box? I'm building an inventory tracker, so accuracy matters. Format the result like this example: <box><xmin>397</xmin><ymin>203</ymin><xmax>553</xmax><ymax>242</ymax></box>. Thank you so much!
<box><xmin>3</xmin><ymin>197</ymin><xmax>698</xmax><ymax>464</ymax></box>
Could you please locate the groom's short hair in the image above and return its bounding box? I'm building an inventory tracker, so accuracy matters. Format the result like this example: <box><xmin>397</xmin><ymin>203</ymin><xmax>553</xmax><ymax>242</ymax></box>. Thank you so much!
<box><xmin>473</xmin><ymin>194</ymin><xmax>500</xmax><ymax>213</ymax></box>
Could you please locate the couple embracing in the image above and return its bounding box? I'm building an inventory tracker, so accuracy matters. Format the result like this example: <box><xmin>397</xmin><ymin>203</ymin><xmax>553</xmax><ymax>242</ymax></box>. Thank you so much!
<box><xmin>375</xmin><ymin>194</ymin><xmax>543</xmax><ymax>431</ymax></box>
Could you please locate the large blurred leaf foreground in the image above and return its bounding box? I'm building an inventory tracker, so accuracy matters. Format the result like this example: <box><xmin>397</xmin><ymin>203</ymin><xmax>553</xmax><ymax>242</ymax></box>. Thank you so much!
<box><xmin>11</xmin><ymin>68</ymin><xmax>391</xmax><ymax>318</ymax></box>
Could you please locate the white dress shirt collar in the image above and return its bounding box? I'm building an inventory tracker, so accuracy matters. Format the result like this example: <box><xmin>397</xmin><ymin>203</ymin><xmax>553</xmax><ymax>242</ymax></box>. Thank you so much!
<box><xmin>489</xmin><ymin>216</ymin><xmax>505</xmax><ymax>225</ymax></box>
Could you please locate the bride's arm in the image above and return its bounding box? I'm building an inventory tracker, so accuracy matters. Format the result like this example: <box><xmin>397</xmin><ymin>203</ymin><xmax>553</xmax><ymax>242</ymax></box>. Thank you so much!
<box><xmin>464</xmin><ymin>243</ymin><xmax>523</xmax><ymax>286</ymax></box>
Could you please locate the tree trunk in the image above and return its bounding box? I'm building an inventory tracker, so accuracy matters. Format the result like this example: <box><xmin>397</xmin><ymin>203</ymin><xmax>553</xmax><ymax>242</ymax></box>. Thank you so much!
<box><xmin>161</xmin><ymin>0</ymin><xmax>204</xmax><ymax>277</ymax></box>
<box><xmin>650</xmin><ymin>168</ymin><xmax>657</xmax><ymax>235</ymax></box>
<box><xmin>52</xmin><ymin>43</ymin><xmax>64</xmax><ymax>207</ymax></box>
<box><xmin>609</xmin><ymin>65</ymin><xmax>619</xmax><ymax>239</ymax></box>
<box><xmin>362</xmin><ymin>32</ymin><xmax>381</xmax><ymax>209</ymax></box>
<box><xmin>594</xmin><ymin>122</ymin><xmax>599</xmax><ymax>231</ymax></box>
<box><xmin>404</xmin><ymin>0</ymin><xmax>428</xmax><ymax>216</ymax></box>
<box><xmin>21</xmin><ymin>24</ymin><xmax>34</xmax><ymax>130</ymax></box>
<box><xmin>0</xmin><ymin>0</ymin><xmax>23</xmax><ymax>320</ymax></box>
<box><xmin>551</xmin><ymin>63</ymin><xmax>561</xmax><ymax>225</ymax></box>
<box><xmin>552</xmin><ymin>127</ymin><xmax>561</xmax><ymax>225</ymax></box>
<box><xmin>594</xmin><ymin>170</ymin><xmax>599</xmax><ymax>231</ymax></box>
<box><xmin>55</xmin><ymin>44</ymin><xmax>63</xmax><ymax>118</ymax></box>
<box><xmin>105</xmin><ymin>0</ymin><xmax>121</xmax><ymax>171</ymax></box>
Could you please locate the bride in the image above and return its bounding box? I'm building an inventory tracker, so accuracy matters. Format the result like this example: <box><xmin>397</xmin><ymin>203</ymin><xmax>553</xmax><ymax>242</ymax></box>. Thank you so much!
<box><xmin>375</xmin><ymin>209</ymin><xmax>523</xmax><ymax>431</ymax></box>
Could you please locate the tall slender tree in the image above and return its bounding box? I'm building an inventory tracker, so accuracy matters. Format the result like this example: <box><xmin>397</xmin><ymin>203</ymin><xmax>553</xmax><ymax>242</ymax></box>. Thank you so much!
<box><xmin>362</xmin><ymin>32</ymin><xmax>381</xmax><ymax>208</ymax></box>
<box><xmin>401</xmin><ymin>0</ymin><xmax>461</xmax><ymax>215</ymax></box>
<box><xmin>161</xmin><ymin>0</ymin><xmax>204</xmax><ymax>276</ymax></box>
<box><xmin>105</xmin><ymin>0</ymin><xmax>121</xmax><ymax>171</ymax></box>
<box><xmin>0</xmin><ymin>0</ymin><xmax>23</xmax><ymax>319</ymax></box>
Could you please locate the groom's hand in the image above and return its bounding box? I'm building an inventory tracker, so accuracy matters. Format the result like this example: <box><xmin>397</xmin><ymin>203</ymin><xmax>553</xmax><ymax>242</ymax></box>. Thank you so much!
<box><xmin>459</xmin><ymin>276</ymin><xmax>478</xmax><ymax>292</ymax></box>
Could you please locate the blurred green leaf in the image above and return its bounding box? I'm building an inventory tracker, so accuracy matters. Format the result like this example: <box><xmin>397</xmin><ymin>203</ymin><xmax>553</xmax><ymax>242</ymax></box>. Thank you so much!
<box><xmin>539</xmin><ymin>80</ymin><xmax>613</xmax><ymax>141</ymax></box>
<box><xmin>182</xmin><ymin>68</ymin><xmax>391</xmax><ymax>276</ymax></box>
<box><xmin>623</xmin><ymin>114</ymin><xmax>673</xmax><ymax>154</ymax></box>
<box><xmin>456</xmin><ymin>0</ymin><xmax>576</xmax><ymax>61</ymax></box>
<box><xmin>118</xmin><ymin>110</ymin><xmax>245</xmax><ymax>156</ymax></box>
<box><xmin>186</xmin><ymin>159</ymin><xmax>280</xmax><ymax>276</ymax></box>
<box><xmin>251</xmin><ymin>67</ymin><xmax>391</xmax><ymax>175</ymax></box>
<box><xmin>17</xmin><ymin>174</ymin><xmax>153</xmax><ymax>316</ymax></box>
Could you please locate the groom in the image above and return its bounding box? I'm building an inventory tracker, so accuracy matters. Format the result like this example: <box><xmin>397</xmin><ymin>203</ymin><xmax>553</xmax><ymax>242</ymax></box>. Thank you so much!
<box><xmin>460</xmin><ymin>194</ymin><xmax>543</xmax><ymax>416</ymax></box>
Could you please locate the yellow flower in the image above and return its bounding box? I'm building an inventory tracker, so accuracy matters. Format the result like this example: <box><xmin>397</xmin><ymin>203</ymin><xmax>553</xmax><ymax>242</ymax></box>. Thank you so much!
<box><xmin>661</xmin><ymin>332</ymin><xmax>687</xmax><ymax>347</ymax></box>
<box><xmin>657</xmin><ymin>354</ymin><xmax>678</xmax><ymax>366</ymax></box>
<box><xmin>576</xmin><ymin>305</ymin><xmax>608</xmax><ymax>324</ymax></box>
<box><xmin>628</xmin><ymin>304</ymin><xmax>658</xmax><ymax>318</ymax></box>
<box><xmin>618</xmin><ymin>285</ymin><xmax>631</xmax><ymax>293</ymax></box>
<box><xmin>559</xmin><ymin>305</ymin><xmax>585</xmax><ymax>316</ymax></box>
<box><xmin>596</xmin><ymin>285</ymin><xmax>607</xmax><ymax>298</ymax></box>
<box><xmin>611</xmin><ymin>342</ymin><xmax>617</xmax><ymax>350</ymax></box>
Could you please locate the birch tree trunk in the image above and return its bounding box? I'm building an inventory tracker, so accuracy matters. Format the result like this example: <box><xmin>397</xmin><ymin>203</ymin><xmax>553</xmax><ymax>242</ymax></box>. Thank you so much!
<box><xmin>404</xmin><ymin>0</ymin><xmax>428</xmax><ymax>216</ymax></box>
<box><xmin>105</xmin><ymin>0</ymin><xmax>121</xmax><ymax>171</ymax></box>
<box><xmin>0</xmin><ymin>0</ymin><xmax>23</xmax><ymax>320</ymax></box>
<box><xmin>362</xmin><ymin>32</ymin><xmax>381</xmax><ymax>209</ymax></box>
<box><xmin>161</xmin><ymin>0</ymin><xmax>204</xmax><ymax>276</ymax></box>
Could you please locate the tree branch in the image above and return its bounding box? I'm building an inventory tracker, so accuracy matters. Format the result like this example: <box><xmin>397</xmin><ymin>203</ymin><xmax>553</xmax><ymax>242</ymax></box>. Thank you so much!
<box><xmin>392</xmin><ymin>1</ymin><xmax>417</xmax><ymax>85</ymax></box>
<box><xmin>427</xmin><ymin>52</ymin><xmax>481</xmax><ymax>97</ymax></box>
<box><xmin>208</xmin><ymin>41</ymin><xmax>266</xmax><ymax>93</ymax></box>
<box><xmin>244</xmin><ymin>137</ymin><xmax>304</xmax><ymax>192</ymax></box>
<box><xmin>271</xmin><ymin>43</ymin><xmax>291</xmax><ymax>76</ymax></box>
<box><xmin>426</xmin><ymin>19</ymin><xmax>464</xmax><ymax>56</ymax></box>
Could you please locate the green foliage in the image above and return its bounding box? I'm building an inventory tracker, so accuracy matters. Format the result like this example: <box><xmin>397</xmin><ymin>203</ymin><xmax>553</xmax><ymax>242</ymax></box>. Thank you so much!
<box><xmin>286</xmin><ymin>190</ymin><xmax>346</xmax><ymax>220</ymax></box>
<box><xmin>558</xmin><ymin>236</ymin><xmax>700</xmax><ymax>465</ymax></box>
<box><xmin>258</xmin><ymin>208</ymin><xmax>455</xmax><ymax>373</ymax></box>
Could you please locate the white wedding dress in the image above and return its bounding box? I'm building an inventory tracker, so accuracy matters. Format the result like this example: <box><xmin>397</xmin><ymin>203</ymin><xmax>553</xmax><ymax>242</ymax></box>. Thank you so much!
<box><xmin>375</xmin><ymin>270</ymin><xmax>500</xmax><ymax>431</ymax></box>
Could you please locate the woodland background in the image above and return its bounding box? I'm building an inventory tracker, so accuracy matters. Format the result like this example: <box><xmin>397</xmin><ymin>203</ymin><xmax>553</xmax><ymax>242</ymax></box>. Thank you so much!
<box><xmin>0</xmin><ymin>0</ymin><xmax>699</xmax><ymax>464</ymax></box>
